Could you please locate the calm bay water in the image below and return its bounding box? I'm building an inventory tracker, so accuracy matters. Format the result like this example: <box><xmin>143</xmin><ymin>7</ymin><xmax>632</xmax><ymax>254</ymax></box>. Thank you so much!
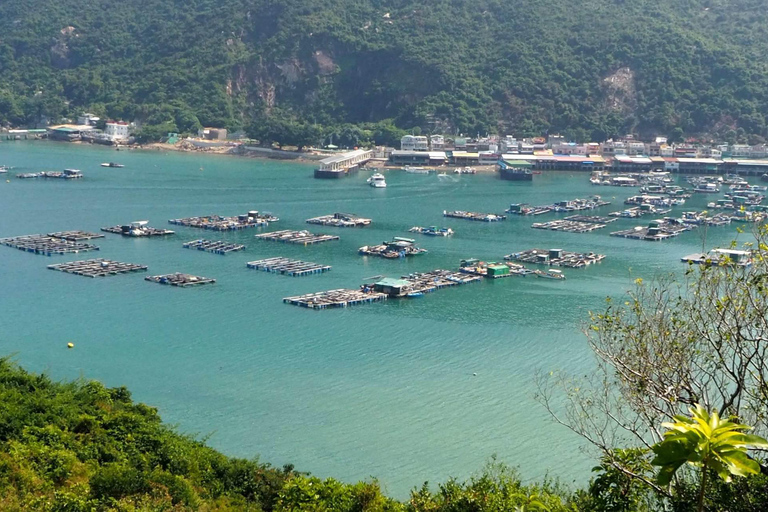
<box><xmin>0</xmin><ymin>142</ymin><xmax>745</xmax><ymax>496</ymax></box>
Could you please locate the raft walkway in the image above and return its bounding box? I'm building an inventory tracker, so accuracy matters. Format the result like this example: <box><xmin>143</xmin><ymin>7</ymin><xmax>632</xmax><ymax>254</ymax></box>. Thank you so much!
<box><xmin>400</xmin><ymin>270</ymin><xmax>483</xmax><ymax>290</ymax></box>
<box><xmin>1</xmin><ymin>234</ymin><xmax>100</xmax><ymax>255</ymax></box>
<box><xmin>46</xmin><ymin>231</ymin><xmax>104</xmax><ymax>241</ymax></box>
<box><xmin>610</xmin><ymin>220</ymin><xmax>693</xmax><ymax>241</ymax></box>
<box><xmin>531</xmin><ymin>220</ymin><xmax>607</xmax><ymax>233</ymax></box>
<box><xmin>443</xmin><ymin>210</ymin><xmax>506</xmax><ymax>222</ymax></box>
<box><xmin>183</xmin><ymin>239</ymin><xmax>245</xmax><ymax>254</ymax></box>
<box><xmin>247</xmin><ymin>257</ymin><xmax>331</xmax><ymax>276</ymax></box>
<box><xmin>306</xmin><ymin>213</ymin><xmax>372</xmax><ymax>227</ymax></box>
<box><xmin>255</xmin><ymin>230</ymin><xmax>340</xmax><ymax>245</ymax></box>
<box><xmin>145</xmin><ymin>273</ymin><xmax>216</xmax><ymax>287</ymax></box>
<box><xmin>48</xmin><ymin>259</ymin><xmax>147</xmax><ymax>277</ymax></box>
<box><xmin>505</xmin><ymin>248</ymin><xmax>606</xmax><ymax>267</ymax></box>
<box><xmin>101</xmin><ymin>225</ymin><xmax>175</xmax><ymax>237</ymax></box>
<box><xmin>169</xmin><ymin>211</ymin><xmax>278</xmax><ymax>231</ymax></box>
<box><xmin>284</xmin><ymin>289</ymin><xmax>387</xmax><ymax>309</ymax></box>
<box><xmin>563</xmin><ymin>215</ymin><xmax>616</xmax><ymax>224</ymax></box>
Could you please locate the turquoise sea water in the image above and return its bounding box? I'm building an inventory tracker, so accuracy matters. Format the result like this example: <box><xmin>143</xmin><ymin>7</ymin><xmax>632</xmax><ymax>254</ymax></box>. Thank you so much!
<box><xmin>0</xmin><ymin>142</ymin><xmax>747</xmax><ymax>496</ymax></box>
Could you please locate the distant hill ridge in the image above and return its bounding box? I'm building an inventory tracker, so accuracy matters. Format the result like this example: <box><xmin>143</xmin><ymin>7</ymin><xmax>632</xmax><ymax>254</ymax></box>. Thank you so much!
<box><xmin>0</xmin><ymin>0</ymin><xmax>767</xmax><ymax>142</ymax></box>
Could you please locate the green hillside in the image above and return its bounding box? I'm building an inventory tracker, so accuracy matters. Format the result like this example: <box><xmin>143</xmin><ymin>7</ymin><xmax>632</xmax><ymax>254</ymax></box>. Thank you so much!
<box><xmin>1</xmin><ymin>0</ymin><xmax>767</xmax><ymax>142</ymax></box>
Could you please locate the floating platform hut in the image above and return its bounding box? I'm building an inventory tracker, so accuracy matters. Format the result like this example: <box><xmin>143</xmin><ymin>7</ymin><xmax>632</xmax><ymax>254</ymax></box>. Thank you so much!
<box><xmin>458</xmin><ymin>259</ymin><xmax>535</xmax><ymax>278</ymax></box>
<box><xmin>169</xmin><ymin>210</ymin><xmax>278</xmax><ymax>231</ymax></box>
<box><xmin>505</xmin><ymin>248</ymin><xmax>606</xmax><ymax>268</ymax></box>
<box><xmin>183</xmin><ymin>239</ymin><xmax>245</xmax><ymax>254</ymax></box>
<box><xmin>359</xmin><ymin>237</ymin><xmax>427</xmax><ymax>258</ymax></box>
<box><xmin>531</xmin><ymin>220</ymin><xmax>607</xmax><ymax>233</ymax></box>
<box><xmin>680</xmin><ymin>211</ymin><xmax>732</xmax><ymax>226</ymax></box>
<box><xmin>609</xmin><ymin>205</ymin><xmax>671</xmax><ymax>218</ymax></box>
<box><xmin>370</xmin><ymin>270</ymin><xmax>481</xmax><ymax>297</ymax></box>
<box><xmin>255</xmin><ymin>229</ymin><xmax>339</xmax><ymax>245</ymax></box>
<box><xmin>283</xmin><ymin>289</ymin><xmax>388</xmax><ymax>309</ymax></box>
<box><xmin>443</xmin><ymin>210</ymin><xmax>506</xmax><ymax>222</ymax></box>
<box><xmin>610</xmin><ymin>219</ymin><xmax>694</xmax><ymax>241</ymax></box>
<box><xmin>1</xmin><ymin>234</ymin><xmax>100</xmax><ymax>256</ymax></box>
<box><xmin>409</xmin><ymin>226</ymin><xmax>454</xmax><ymax>236</ymax></box>
<box><xmin>48</xmin><ymin>259</ymin><xmax>147</xmax><ymax>277</ymax></box>
<box><xmin>506</xmin><ymin>203</ymin><xmax>552</xmax><ymax>215</ymax></box>
<box><xmin>306</xmin><ymin>213</ymin><xmax>372</xmax><ymax>227</ymax></box>
<box><xmin>247</xmin><ymin>257</ymin><xmax>331</xmax><ymax>276</ymax></box>
<box><xmin>681</xmin><ymin>249</ymin><xmax>752</xmax><ymax>267</ymax></box>
<box><xmin>145</xmin><ymin>273</ymin><xmax>216</xmax><ymax>287</ymax></box>
<box><xmin>507</xmin><ymin>197</ymin><xmax>610</xmax><ymax>215</ymax></box>
<box><xmin>102</xmin><ymin>221</ymin><xmax>175</xmax><ymax>237</ymax></box>
<box><xmin>46</xmin><ymin>231</ymin><xmax>105</xmax><ymax>241</ymax></box>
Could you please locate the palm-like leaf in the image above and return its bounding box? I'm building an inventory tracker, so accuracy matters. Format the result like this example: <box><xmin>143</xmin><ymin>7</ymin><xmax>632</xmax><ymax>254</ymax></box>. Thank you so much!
<box><xmin>651</xmin><ymin>404</ymin><xmax>768</xmax><ymax>487</ymax></box>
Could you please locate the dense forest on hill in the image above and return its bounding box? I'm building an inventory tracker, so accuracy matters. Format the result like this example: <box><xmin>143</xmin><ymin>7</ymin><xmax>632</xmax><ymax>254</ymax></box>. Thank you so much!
<box><xmin>0</xmin><ymin>0</ymin><xmax>767</xmax><ymax>144</ymax></box>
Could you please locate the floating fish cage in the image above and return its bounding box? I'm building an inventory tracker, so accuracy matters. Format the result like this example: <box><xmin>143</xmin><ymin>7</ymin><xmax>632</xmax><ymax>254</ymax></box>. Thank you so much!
<box><xmin>48</xmin><ymin>259</ymin><xmax>147</xmax><ymax>277</ymax></box>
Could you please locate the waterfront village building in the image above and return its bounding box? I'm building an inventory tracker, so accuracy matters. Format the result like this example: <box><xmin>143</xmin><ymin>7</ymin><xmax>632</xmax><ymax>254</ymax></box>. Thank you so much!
<box><xmin>104</xmin><ymin>121</ymin><xmax>130</xmax><ymax>142</ymax></box>
<box><xmin>77</xmin><ymin>113</ymin><xmax>100</xmax><ymax>126</ymax></box>
<box><xmin>198</xmin><ymin>127</ymin><xmax>227</xmax><ymax>140</ymax></box>
<box><xmin>389</xmin><ymin>150</ymin><xmax>447</xmax><ymax>166</ymax></box>
<box><xmin>430</xmin><ymin>134</ymin><xmax>445</xmax><ymax>149</ymax></box>
<box><xmin>400</xmin><ymin>135</ymin><xmax>428</xmax><ymax>151</ymax></box>
<box><xmin>552</xmin><ymin>142</ymin><xmax>587</xmax><ymax>155</ymax></box>
<box><xmin>599</xmin><ymin>140</ymin><xmax>627</xmax><ymax>157</ymax></box>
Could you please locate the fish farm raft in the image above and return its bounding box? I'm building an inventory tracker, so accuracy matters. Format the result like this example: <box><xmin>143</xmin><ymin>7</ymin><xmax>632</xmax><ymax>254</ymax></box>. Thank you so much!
<box><xmin>306</xmin><ymin>213</ymin><xmax>372</xmax><ymax>227</ymax></box>
<box><xmin>145</xmin><ymin>273</ymin><xmax>216</xmax><ymax>287</ymax></box>
<box><xmin>505</xmin><ymin>248</ymin><xmax>606</xmax><ymax>267</ymax></box>
<box><xmin>48</xmin><ymin>259</ymin><xmax>147</xmax><ymax>277</ymax></box>
<box><xmin>254</xmin><ymin>230</ymin><xmax>340</xmax><ymax>245</ymax></box>
<box><xmin>46</xmin><ymin>231</ymin><xmax>104</xmax><ymax>241</ymax></box>
<box><xmin>169</xmin><ymin>210</ymin><xmax>278</xmax><ymax>231</ymax></box>
<box><xmin>102</xmin><ymin>221</ymin><xmax>175</xmax><ymax>237</ymax></box>
<box><xmin>359</xmin><ymin>237</ymin><xmax>427</xmax><ymax>258</ymax></box>
<box><xmin>283</xmin><ymin>289</ymin><xmax>388</xmax><ymax>309</ymax></box>
<box><xmin>610</xmin><ymin>219</ymin><xmax>694</xmax><ymax>241</ymax></box>
<box><xmin>506</xmin><ymin>197</ymin><xmax>611</xmax><ymax>215</ymax></box>
<box><xmin>247</xmin><ymin>257</ymin><xmax>332</xmax><ymax>276</ymax></box>
<box><xmin>443</xmin><ymin>210</ymin><xmax>506</xmax><ymax>222</ymax></box>
<box><xmin>183</xmin><ymin>239</ymin><xmax>245</xmax><ymax>254</ymax></box>
<box><xmin>1</xmin><ymin>234</ymin><xmax>100</xmax><ymax>256</ymax></box>
<box><xmin>531</xmin><ymin>219</ymin><xmax>608</xmax><ymax>233</ymax></box>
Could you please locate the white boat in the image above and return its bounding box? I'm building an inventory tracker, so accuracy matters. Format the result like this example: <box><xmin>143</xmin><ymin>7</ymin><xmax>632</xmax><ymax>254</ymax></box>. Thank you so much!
<box><xmin>535</xmin><ymin>269</ymin><xmax>566</xmax><ymax>280</ymax></box>
<box><xmin>694</xmin><ymin>182</ymin><xmax>720</xmax><ymax>193</ymax></box>
<box><xmin>404</xmin><ymin>166</ymin><xmax>430</xmax><ymax>174</ymax></box>
<box><xmin>101</xmin><ymin>162</ymin><xmax>125</xmax><ymax>168</ymax></box>
<box><xmin>367</xmin><ymin>173</ymin><xmax>387</xmax><ymax>188</ymax></box>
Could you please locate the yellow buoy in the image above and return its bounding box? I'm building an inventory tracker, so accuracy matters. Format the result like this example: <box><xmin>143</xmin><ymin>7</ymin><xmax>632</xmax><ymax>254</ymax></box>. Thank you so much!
<box><xmin>67</xmin><ymin>342</ymin><xmax>74</xmax><ymax>349</ymax></box>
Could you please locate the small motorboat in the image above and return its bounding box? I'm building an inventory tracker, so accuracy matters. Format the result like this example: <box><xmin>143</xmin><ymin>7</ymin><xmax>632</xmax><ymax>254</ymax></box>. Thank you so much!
<box><xmin>367</xmin><ymin>173</ymin><xmax>387</xmax><ymax>188</ymax></box>
<box><xmin>535</xmin><ymin>269</ymin><xmax>566</xmax><ymax>280</ymax></box>
<box><xmin>406</xmin><ymin>292</ymin><xmax>424</xmax><ymax>298</ymax></box>
<box><xmin>101</xmin><ymin>162</ymin><xmax>125</xmax><ymax>168</ymax></box>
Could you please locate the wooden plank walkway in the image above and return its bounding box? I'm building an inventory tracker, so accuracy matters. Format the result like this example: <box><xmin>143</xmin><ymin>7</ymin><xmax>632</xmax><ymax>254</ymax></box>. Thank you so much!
<box><xmin>505</xmin><ymin>248</ymin><xmax>606</xmax><ymax>267</ymax></box>
<box><xmin>283</xmin><ymin>289</ymin><xmax>387</xmax><ymax>308</ymax></box>
<box><xmin>247</xmin><ymin>257</ymin><xmax>331</xmax><ymax>276</ymax></box>
<box><xmin>443</xmin><ymin>210</ymin><xmax>506</xmax><ymax>221</ymax></box>
<box><xmin>169</xmin><ymin>211</ymin><xmax>278</xmax><ymax>231</ymax></box>
<box><xmin>255</xmin><ymin>230</ymin><xmax>340</xmax><ymax>245</ymax></box>
<box><xmin>183</xmin><ymin>239</ymin><xmax>245</xmax><ymax>254</ymax></box>
<box><xmin>48</xmin><ymin>259</ymin><xmax>147</xmax><ymax>277</ymax></box>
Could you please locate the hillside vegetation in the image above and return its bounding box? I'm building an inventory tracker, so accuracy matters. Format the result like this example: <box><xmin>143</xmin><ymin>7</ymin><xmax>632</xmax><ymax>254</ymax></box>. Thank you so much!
<box><xmin>1</xmin><ymin>0</ymin><xmax>767</xmax><ymax>142</ymax></box>
<box><xmin>0</xmin><ymin>357</ymin><xmax>578</xmax><ymax>511</ymax></box>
